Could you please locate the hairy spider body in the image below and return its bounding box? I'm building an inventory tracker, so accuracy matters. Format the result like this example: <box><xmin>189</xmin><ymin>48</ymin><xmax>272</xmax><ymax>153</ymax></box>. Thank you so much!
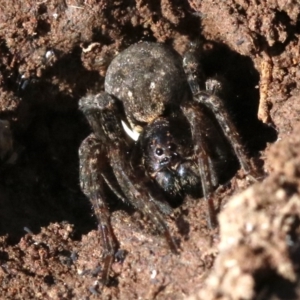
<box><xmin>140</xmin><ymin>115</ymin><xmax>237</xmax><ymax>203</ymax></box>
<box><xmin>79</xmin><ymin>41</ymin><xmax>256</xmax><ymax>284</ymax></box>
<box><xmin>141</xmin><ymin>117</ymin><xmax>195</xmax><ymax>199</ymax></box>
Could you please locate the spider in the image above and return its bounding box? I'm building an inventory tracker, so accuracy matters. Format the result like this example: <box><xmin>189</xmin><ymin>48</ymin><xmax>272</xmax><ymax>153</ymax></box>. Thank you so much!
<box><xmin>78</xmin><ymin>41</ymin><xmax>256</xmax><ymax>284</ymax></box>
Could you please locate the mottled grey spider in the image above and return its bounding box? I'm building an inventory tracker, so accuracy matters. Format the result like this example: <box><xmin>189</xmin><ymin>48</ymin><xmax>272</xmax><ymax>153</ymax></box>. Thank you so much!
<box><xmin>78</xmin><ymin>41</ymin><xmax>256</xmax><ymax>284</ymax></box>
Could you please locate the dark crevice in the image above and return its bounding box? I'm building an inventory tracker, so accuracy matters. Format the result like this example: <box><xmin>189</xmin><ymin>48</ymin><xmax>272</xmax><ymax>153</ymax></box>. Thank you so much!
<box><xmin>199</xmin><ymin>41</ymin><xmax>277</xmax><ymax>155</ymax></box>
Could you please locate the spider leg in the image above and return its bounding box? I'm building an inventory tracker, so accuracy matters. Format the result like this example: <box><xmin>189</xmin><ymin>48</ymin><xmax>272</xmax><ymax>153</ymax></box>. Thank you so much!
<box><xmin>183</xmin><ymin>43</ymin><xmax>255</xmax><ymax>179</ymax></box>
<box><xmin>108</xmin><ymin>146</ymin><xmax>178</xmax><ymax>253</ymax></box>
<box><xmin>181</xmin><ymin>102</ymin><xmax>218</xmax><ymax>229</ymax></box>
<box><xmin>79</xmin><ymin>134</ymin><xmax>117</xmax><ymax>284</ymax></box>
<box><xmin>79</xmin><ymin>93</ymin><xmax>178</xmax><ymax>258</ymax></box>
<box><xmin>205</xmin><ymin>78</ymin><xmax>223</xmax><ymax>96</ymax></box>
<box><xmin>194</xmin><ymin>91</ymin><xmax>253</xmax><ymax>176</ymax></box>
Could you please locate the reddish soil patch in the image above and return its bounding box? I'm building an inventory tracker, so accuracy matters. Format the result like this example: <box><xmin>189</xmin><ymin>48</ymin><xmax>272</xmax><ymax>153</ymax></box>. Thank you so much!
<box><xmin>0</xmin><ymin>1</ymin><xmax>300</xmax><ymax>299</ymax></box>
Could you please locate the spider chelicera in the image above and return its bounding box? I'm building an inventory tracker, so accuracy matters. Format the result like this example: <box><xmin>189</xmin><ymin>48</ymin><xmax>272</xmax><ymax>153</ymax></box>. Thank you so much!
<box><xmin>78</xmin><ymin>41</ymin><xmax>257</xmax><ymax>284</ymax></box>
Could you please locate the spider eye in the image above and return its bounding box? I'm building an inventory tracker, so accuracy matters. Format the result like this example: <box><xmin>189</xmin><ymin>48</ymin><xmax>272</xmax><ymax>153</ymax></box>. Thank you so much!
<box><xmin>155</xmin><ymin>148</ymin><xmax>163</xmax><ymax>156</ymax></box>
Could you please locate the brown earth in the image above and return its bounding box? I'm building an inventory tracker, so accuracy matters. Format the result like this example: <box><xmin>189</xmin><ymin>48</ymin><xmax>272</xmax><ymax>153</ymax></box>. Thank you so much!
<box><xmin>0</xmin><ymin>0</ymin><xmax>300</xmax><ymax>299</ymax></box>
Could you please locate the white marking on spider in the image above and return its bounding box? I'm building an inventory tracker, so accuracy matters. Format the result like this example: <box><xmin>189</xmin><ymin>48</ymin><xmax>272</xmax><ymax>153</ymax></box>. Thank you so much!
<box><xmin>121</xmin><ymin>120</ymin><xmax>140</xmax><ymax>141</ymax></box>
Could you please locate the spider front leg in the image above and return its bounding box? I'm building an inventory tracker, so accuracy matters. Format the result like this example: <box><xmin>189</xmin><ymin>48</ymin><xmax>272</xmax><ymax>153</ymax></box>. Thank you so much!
<box><xmin>79</xmin><ymin>93</ymin><xmax>178</xmax><ymax>283</ymax></box>
<box><xmin>79</xmin><ymin>134</ymin><xmax>117</xmax><ymax>284</ymax></box>
<box><xmin>79</xmin><ymin>92</ymin><xmax>137</xmax><ymax>284</ymax></box>
<box><xmin>181</xmin><ymin>42</ymin><xmax>258</xmax><ymax>229</ymax></box>
<box><xmin>180</xmin><ymin>102</ymin><xmax>218</xmax><ymax>229</ymax></box>
<box><xmin>183</xmin><ymin>43</ymin><xmax>256</xmax><ymax>180</ymax></box>
<box><xmin>194</xmin><ymin>91</ymin><xmax>255</xmax><ymax>177</ymax></box>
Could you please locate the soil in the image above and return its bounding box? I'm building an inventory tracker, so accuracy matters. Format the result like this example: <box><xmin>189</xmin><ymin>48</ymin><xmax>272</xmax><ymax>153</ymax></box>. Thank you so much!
<box><xmin>0</xmin><ymin>0</ymin><xmax>300</xmax><ymax>299</ymax></box>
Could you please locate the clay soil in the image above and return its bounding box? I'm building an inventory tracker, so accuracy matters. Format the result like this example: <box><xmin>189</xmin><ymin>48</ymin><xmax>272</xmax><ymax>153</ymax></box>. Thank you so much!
<box><xmin>1</xmin><ymin>0</ymin><xmax>300</xmax><ymax>299</ymax></box>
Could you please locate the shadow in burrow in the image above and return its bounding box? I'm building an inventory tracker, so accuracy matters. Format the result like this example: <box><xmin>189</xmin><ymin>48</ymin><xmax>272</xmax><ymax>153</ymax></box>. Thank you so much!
<box><xmin>0</xmin><ymin>47</ymin><xmax>106</xmax><ymax>243</ymax></box>
<box><xmin>198</xmin><ymin>41</ymin><xmax>277</xmax><ymax>155</ymax></box>
<box><xmin>174</xmin><ymin>41</ymin><xmax>278</xmax><ymax>236</ymax></box>
<box><xmin>0</xmin><ymin>0</ymin><xmax>203</xmax><ymax>243</ymax></box>
<box><xmin>0</xmin><ymin>40</ymin><xmax>277</xmax><ymax>245</ymax></box>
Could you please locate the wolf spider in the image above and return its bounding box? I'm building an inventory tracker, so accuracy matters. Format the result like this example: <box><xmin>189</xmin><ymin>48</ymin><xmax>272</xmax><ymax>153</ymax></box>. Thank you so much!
<box><xmin>78</xmin><ymin>41</ymin><xmax>256</xmax><ymax>284</ymax></box>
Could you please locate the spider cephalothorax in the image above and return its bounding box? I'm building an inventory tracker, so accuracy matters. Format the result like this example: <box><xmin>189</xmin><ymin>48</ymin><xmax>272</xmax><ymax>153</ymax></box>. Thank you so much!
<box><xmin>78</xmin><ymin>41</ymin><xmax>257</xmax><ymax>284</ymax></box>
<box><xmin>139</xmin><ymin>112</ymin><xmax>239</xmax><ymax>203</ymax></box>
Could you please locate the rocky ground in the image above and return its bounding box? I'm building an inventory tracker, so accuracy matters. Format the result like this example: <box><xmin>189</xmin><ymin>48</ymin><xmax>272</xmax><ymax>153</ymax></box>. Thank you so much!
<box><xmin>0</xmin><ymin>0</ymin><xmax>300</xmax><ymax>299</ymax></box>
